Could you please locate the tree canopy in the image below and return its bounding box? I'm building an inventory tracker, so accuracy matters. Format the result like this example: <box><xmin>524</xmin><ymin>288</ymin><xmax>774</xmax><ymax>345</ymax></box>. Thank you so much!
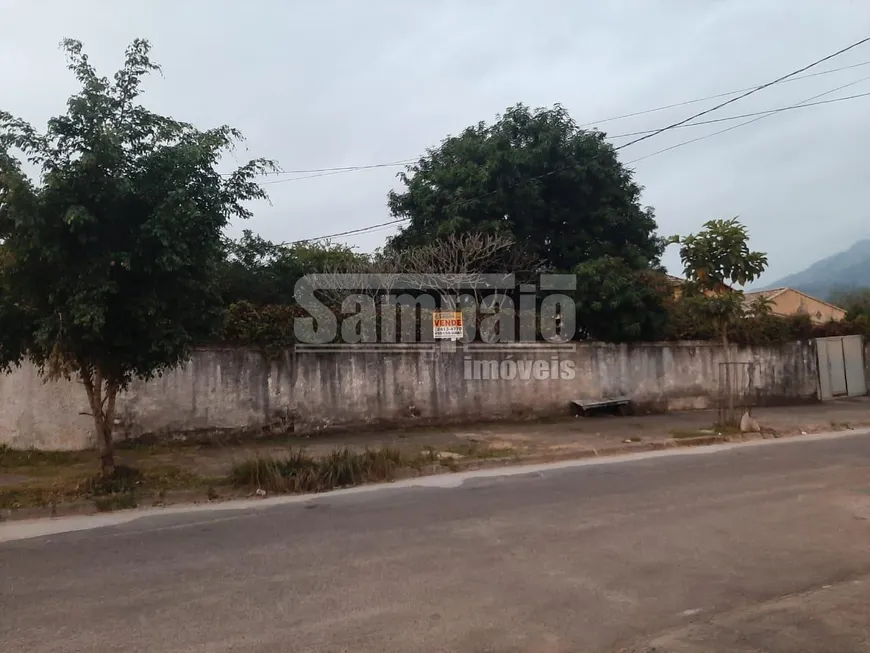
<box><xmin>218</xmin><ymin>230</ymin><xmax>367</xmax><ymax>306</ymax></box>
<box><xmin>673</xmin><ymin>218</ymin><xmax>768</xmax><ymax>346</ymax></box>
<box><xmin>678</xmin><ymin>218</ymin><xmax>768</xmax><ymax>292</ymax></box>
<box><xmin>386</xmin><ymin>103</ymin><xmax>664</xmax><ymax>272</ymax></box>
<box><xmin>0</xmin><ymin>38</ymin><xmax>273</xmax><ymax>472</ymax></box>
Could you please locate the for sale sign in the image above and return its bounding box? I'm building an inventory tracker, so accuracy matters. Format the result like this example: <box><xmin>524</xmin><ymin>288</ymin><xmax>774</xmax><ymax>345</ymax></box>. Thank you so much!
<box><xmin>433</xmin><ymin>311</ymin><xmax>463</xmax><ymax>340</ymax></box>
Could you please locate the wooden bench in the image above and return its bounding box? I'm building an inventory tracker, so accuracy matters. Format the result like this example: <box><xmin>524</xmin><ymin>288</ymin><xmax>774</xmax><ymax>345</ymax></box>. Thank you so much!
<box><xmin>571</xmin><ymin>397</ymin><xmax>631</xmax><ymax>417</ymax></box>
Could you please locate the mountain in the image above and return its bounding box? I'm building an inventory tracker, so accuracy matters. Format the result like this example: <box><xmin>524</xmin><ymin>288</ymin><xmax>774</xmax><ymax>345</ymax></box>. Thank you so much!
<box><xmin>762</xmin><ymin>239</ymin><xmax>870</xmax><ymax>300</ymax></box>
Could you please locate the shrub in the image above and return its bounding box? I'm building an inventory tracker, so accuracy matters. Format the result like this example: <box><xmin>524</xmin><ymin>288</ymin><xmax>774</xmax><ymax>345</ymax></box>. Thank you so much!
<box><xmin>230</xmin><ymin>447</ymin><xmax>410</xmax><ymax>494</ymax></box>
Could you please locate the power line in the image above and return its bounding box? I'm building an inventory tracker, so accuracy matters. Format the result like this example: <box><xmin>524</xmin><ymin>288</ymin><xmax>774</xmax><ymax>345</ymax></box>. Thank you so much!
<box><xmin>220</xmin><ymin>159</ymin><xmax>415</xmax><ymax>179</ymax></box>
<box><xmin>577</xmin><ymin>59</ymin><xmax>870</xmax><ymax>127</ymax></box>
<box><xmin>276</xmin><ymin>36</ymin><xmax>870</xmax><ymax>245</ymax></box>
<box><xmin>286</xmin><ymin>87</ymin><xmax>870</xmax><ymax>244</ymax></box>
<box><xmin>278</xmin><ymin>219</ymin><xmax>409</xmax><ymax>246</ymax></box>
<box><xmin>609</xmin><ymin>85</ymin><xmax>870</xmax><ymax>139</ymax></box>
<box><xmin>283</xmin><ymin>84</ymin><xmax>870</xmax><ymax>244</ymax></box>
<box><xmin>625</xmin><ymin>76</ymin><xmax>870</xmax><ymax>165</ymax></box>
<box><xmin>614</xmin><ymin>35</ymin><xmax>870</xmax><ymax>150</ymax></box>
<box><xmin>228</xmin><ymin>60</ymin><xmax>870</xmax><ymax>181</ymax></box>
<box><xmin>261</xmin><ymin>159</ymin><xmax>415</xmax><ymax>182</ymax></box>
<box><xmin>259</xmin><ymin>169</ymin><xmax>364</xmax><ymax>185</ymax></box>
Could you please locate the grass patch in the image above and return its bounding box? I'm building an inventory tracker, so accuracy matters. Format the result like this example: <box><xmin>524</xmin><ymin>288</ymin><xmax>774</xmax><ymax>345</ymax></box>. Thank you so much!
<box><xmin>443</xmin><ymin>441</ymin><xmax>513</xmax><ymax>459</ymax></box>
<box><xmin>0</xmin><ymin>462</ymin><xmax>209</xmax><ymax>512</ymax></box>
<box><xmin>230</xmin><ymin>446</ymin><xmax>417</xmax><ymax>494</ymax></box>
<box><xmin>0</xmin><ymin>444</ymin><xmax>93</xmax><ymax>469</ymax></box>
<box><xmin>670</xmin><ymin>430</ymin><xmax>712</xmax><ymax>440</ymax></box>
<box><xmin>94</xmin><ymin>493</ymin><xmax>138</xmax><ymax>512</ymax></box>
<box><xmin>670</xmin><ymin>424</ymin><xmax>742</xmax><ymax>439</ymax></box>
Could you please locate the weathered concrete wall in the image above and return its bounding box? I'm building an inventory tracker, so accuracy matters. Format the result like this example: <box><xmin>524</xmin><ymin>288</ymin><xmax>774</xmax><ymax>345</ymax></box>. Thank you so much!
<box><xmin>865</xmin><ymin>341</ymin><xmax>870</xmax><ymax>393</ymax></box>
<box><xmin>0</xmin><ymin>341</ymin><xmax>823</xmax><ymax>450</ymax></box>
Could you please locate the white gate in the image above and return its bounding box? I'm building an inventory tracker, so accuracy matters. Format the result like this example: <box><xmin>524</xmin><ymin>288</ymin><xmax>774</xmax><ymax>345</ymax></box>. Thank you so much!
<box><xmin>816</xmin><ymin>335</ymin><xmax>867</xmax><ymax>400</ymax></box>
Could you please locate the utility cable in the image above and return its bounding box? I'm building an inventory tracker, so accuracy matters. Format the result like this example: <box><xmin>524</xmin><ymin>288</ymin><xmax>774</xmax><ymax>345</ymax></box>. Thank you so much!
<box><xmin>274</xmin><ymin>37</ymin><xmax>870</xmax><ymax>244</ymax></box>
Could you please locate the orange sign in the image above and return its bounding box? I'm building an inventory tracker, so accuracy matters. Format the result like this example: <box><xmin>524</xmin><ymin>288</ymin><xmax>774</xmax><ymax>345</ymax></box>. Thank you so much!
<box><xmin>433</xmin><ymin>311</ymin><xmax>463</xmax><ymax>339</ymax></box>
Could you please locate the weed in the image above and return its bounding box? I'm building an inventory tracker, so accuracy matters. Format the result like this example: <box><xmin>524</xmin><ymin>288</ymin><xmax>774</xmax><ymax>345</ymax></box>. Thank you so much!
<box><xmin>83</xmin><ymin>465</ymin><xmax>143</xmax><ymax>496</ymax></box>
<box><xmin>0</xmin><ymin>446</ymin><xmax>92</xmax><ymax>469</ymax></box>
<box><xmin>670</xmin><ymin>430</ymin><xmax>708</xmax><ymax>440</ymax></box>
<box><xmin>444</xmin><ymin>441</ymin><xmax>512</xmax><ymax>459</ymax></box>
<box><xmin>420</xmin><ymin>447</ymin><xmax>440</xmax><ymax>463</ymax></box>
<box><xmin>440</xmin><ymin>457</ymin><xmax>460</xmax><ymax>472</ymax></box>
<box><xmin>230</xmin><ymin>446</ymin><xmax>412</xmax><ymax>494</ymax></box>
<box><xmin>94</xmin><ymin>493</ymin><xmax>138</xmax><ymax>512</ymax></box>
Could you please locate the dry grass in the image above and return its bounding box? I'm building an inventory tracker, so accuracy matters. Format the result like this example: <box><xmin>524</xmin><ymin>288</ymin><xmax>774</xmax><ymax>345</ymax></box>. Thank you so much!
<box><xmin>442</xmin><ymin>441</ymin><xmax>514</xmax><ymax>459</ymax></box>
<box><xmin>670</xmin><ymin>429</ymin><xmax>715</xmax><ymax>440</ymax></box>
<box><xmin>230</xmin><ymin>446</ymin><xmax>440</xmax><ymax>494</ymax></box>
<box><xmin>0</xmin><ymin>444</ymin><xmax>93</xmax><ymax>469</ymax></box>
<box><xmin>0</xmin><ymin>460</ymin><xmax>212</xmax><ymax>512</ymax></box>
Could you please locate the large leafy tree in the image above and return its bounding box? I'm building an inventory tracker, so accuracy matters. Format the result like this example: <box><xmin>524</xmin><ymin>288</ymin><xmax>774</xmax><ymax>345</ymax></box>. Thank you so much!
<box><xmin>218</xmin><ymin>230</ymin><xmax>367</xmax><ymax>305</ymax></box>
<box><xmin>0</xmin><ymin>39</ymin><xmax>273</xmax><ymax>473</ymax></box>
<box><xmin>387</xmin><ymin>103</ymin><xmax>664</xmax><ymax>272</ymax></box>
<box><xmin>574</xmin><ymin>257</ymin><xmax>669</xmax><ymax>342</ymax></box>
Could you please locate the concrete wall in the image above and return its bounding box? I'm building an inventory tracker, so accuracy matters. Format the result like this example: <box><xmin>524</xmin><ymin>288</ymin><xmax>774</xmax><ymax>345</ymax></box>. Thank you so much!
<box><xmin>865</xmin><ymin>341</ymin><xmax>870</xmax><ymax>394</ymax></box>
<box><xmin>0</xmin><ymin>341</ymin><xmax>822</xmax><ymax>450</ymax></box>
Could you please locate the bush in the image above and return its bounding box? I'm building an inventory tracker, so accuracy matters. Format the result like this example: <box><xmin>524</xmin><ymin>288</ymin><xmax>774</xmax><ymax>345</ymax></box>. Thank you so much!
<box><xmin>229</xmin><ymin>447</ymin><xmax>411</xmax><ymax>494</ymax></box>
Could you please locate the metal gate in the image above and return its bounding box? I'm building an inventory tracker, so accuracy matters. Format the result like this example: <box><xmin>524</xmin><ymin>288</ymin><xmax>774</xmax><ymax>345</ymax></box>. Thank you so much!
<box><xmin>816</xmin><ymin>335</ymin><xmax>866</xmax><ymax>400</ymax></box>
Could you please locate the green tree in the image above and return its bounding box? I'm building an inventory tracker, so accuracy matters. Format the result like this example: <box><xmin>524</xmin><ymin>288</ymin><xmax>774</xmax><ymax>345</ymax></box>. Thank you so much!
<box><xmin>574</xmin><ymin>257</ymin><xmax>669</xmax><ymax>342</ymax></box>
<box><xmin>829</xmin><ymin>286</ymin><xmax>870</xmax><ymax>320</ymax></box>
<box><xmin>0</xmin><ymin>39</ymin><xmax>273</xmax><ymax>474</ymax></box>
<box><xmin>674</xmin><ymin>217</ymin><xmax>768</xmax><ymax>347</ymax></box>
<box><xmin>218</xmin><ymin>230</ymin><xmax>367</xmax><ymax>305</ymax></box>
<box><xmin>677</xmin><ymin>218</ymin><xmax>768</xmax><ymax>295</ymax></box>
<box><xmin>387</xmin><ymin>104</ymin><xmax>664</xmax><ymax>272</ymax></box>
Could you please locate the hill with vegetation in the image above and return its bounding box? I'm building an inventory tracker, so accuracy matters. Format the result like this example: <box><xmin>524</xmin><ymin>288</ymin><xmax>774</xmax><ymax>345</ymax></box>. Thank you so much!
<box><xmin>763</xmin><ymin>239</ymin><xmax>870</xmax><ymax>300</ymax></box>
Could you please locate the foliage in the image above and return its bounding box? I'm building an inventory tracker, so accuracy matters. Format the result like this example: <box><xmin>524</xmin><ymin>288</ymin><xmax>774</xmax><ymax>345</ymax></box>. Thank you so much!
<box><xmin>221</xmin><ymin>301</ymin><xmax>303</xmax><ymax>356</ymax></box>
<box><xmin>229</xmin><ymin>447</ymin><xmax>413</xmax><ymax>494</ymax></box>
<box><xmin>218</xmin><ymin>230</ymin><xmax>368</xmax><ymax>305</ymax></box>
<box><xmin>673</xmin><ymin>218</ymin><xmax>768</xmax><ymax>347</ymax></box>
<box><xmin>664</xmin><ymin>298</ymin><xmax>870</xmax><ymax>345</ymax></box>
<box><xmin>676</xmin><ymin>218</ymin><xmax>768</xmax><ymax>292</ymax></box>
<box><xmin>829</xmin><ymin>286</ymin><xmax>870</xmax><ymax>320</ymax></box>
<box><xmin>0</xmin><ymin>38</ymin><xmax>273</xmax><ymax>473</ymax></box>
<box><xmin>573</xmin><ymin>257</ymin><xmax>670</xmax><ymax>342</ymax></box>
<box><xmin>387</xmin><ymin>103</ymin><xmax>665</xmax><ymax>272</ymax></box>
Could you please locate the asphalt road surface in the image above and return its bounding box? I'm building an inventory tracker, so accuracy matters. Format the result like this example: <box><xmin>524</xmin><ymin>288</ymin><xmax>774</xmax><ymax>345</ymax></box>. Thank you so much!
<box><xmin>2</xmin><ymin>433</ymin><xmax>870</xmax><ymax>652</ymax></box>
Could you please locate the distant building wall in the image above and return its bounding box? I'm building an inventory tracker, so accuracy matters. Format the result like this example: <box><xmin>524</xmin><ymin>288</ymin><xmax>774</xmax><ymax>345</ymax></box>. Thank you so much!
<box><xmin>0</xmin><ymin>341</ymin><xmax>822</xmax><ymax>451</ymax></box>
<box><xmin>769</xmin><ymin>289</ymin><xmax>846</xmax><ymax>324</ymax></box>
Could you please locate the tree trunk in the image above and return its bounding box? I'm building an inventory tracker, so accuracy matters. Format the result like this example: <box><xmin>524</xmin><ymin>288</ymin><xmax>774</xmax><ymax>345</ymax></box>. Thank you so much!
<box><xmin>80</xmin><ymin>369</ymin><xmax>119</xmax><ymax>476</ymax></box>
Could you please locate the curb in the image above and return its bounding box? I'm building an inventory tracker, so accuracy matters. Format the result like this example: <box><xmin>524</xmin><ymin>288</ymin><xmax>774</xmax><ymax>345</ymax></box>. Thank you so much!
<box><xmin>0</xmin><ymin>427</ymin><xmax>864</xmax><ymax>523</ymax></box>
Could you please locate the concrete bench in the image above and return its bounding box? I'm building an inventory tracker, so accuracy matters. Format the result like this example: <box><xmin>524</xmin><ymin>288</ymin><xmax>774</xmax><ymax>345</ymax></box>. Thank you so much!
<box><xmin>571</xmin><ymin>397</ymin><xmax>631</xmax><ymax>417</ymax></box>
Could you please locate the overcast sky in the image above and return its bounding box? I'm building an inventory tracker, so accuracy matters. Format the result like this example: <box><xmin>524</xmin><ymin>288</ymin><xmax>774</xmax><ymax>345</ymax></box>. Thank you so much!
<box><xmin>2</xmin><ymin>0</ymin><xmax>869</xmax><ymax>283</ymax></box>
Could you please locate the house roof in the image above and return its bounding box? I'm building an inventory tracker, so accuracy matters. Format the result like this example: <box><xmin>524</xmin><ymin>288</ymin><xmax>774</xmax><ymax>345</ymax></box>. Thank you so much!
<box><xmin>743</xmin><ymin>287</ymin><xmax>847</xmax><ymax>313</ymax></box>
<box><xmin>743</xmin><ymin>287</ymin><xmax>788</xmax><ymax>302</ymax></box>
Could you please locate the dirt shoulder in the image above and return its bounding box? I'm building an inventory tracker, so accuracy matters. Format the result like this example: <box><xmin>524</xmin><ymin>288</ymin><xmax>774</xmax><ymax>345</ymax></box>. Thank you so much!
<box><xmin>3</xmin><ymin>397</ymin><xmax>870</xmax><ymax>521</ymax></box>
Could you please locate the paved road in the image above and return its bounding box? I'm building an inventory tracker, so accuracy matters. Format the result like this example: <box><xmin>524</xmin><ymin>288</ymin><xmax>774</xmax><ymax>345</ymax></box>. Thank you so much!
<box><xmin>2</xmin><ymin>434</ymin><xmax>870</xmax><ymax>652</ymax></box>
